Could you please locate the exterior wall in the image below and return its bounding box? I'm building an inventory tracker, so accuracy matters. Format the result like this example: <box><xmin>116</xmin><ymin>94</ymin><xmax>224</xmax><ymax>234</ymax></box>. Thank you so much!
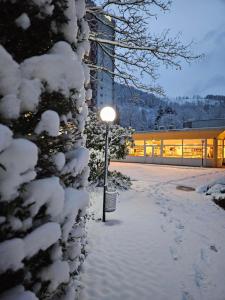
<box><xmin>123</xmin><ymin>156</ymin><xmax>220</xmax><ymax>168</ymax></box>
<box><xmin>87</xmin><ymin>1</ymin><xmax>115</xmax><ymax>108</ymax></box>
<box><xmin>96</xmin><ymin>37</ymin><xmax>114</xmax><ymax>107</ymax></box>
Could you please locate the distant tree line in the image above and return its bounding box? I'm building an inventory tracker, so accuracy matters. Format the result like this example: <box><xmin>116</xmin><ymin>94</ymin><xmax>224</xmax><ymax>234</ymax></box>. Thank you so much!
<box><xmin>205</xmin><ymin>95</ymin><xmax>225</xmax><ymax>101</ymax></box>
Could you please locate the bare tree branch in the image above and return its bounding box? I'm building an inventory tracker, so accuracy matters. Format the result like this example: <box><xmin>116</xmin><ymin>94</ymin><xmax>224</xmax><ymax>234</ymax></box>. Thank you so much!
<box><xmin>87</xmin><ymin>0</ymin><xmax>201</xmax><ymax>94</ymax></box>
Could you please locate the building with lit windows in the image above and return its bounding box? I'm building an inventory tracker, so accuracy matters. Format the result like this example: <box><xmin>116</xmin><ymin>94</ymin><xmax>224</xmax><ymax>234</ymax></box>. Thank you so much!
<box><xmin>125</xmin><ymin>127</ymin><xmax>225</xmax><ymax>167</ymax></box>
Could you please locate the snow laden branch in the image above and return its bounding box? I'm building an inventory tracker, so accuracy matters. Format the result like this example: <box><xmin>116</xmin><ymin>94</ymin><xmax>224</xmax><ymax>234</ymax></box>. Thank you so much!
<box><xmin>87</xmin><ymin>0</ymin><xmax>199</xmax><ymax>94</ymax></box>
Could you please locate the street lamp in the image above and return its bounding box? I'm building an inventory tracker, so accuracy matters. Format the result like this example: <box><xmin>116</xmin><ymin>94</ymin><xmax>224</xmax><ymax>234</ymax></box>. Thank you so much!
<box><xmin>201</xmin><ymin>139</ymin><xmax>205</xmax><ymax>167</ymax></box>
<box><xmin>100</xmin><ymin>106</ymin><xmax>116</xmax><ymax>222</ymax></box>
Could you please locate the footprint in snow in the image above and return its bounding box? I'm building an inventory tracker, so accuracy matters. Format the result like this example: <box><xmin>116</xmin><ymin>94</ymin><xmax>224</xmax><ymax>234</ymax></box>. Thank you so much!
<box><xmin>193</xmin><ymin>264</ymin><xmax>205</xmax><ymax>288</ymax></box>
<box><xmin>169</xmin><ymin>246</ymin><xmax>179</xmax><ymax>261</ymax></box>
<box><xmin>160</xmin><ymin>224</ymin><xmax>166</xmax><ymax>232</ymax></box>
<box><xmin>174</xmin><ymin>232</ymin><xmax>183</xmax><ymax>244</ymax></box>
<box><xmin>175</xmin><ymin>221</ymin><xmax>185</xmax><ymax>230</ymax></box>
<box><xmin>182</xmin><ymin>291</ymin><xmax>195</xmax><ymax>300</ymax></box>
<box><xmin>210</xmin><ymin>244</ymin><xmax>218</xmax><ymax>252</ymax></box>
<box><xmin>200</xmin><ymin>248</ymin><xmax>210</xmax><ymax>265</ymax></box>
<box><xmin>160</xmin><ymin>211</ymin><xmax>167</xmax><ymax>217</ymax></box>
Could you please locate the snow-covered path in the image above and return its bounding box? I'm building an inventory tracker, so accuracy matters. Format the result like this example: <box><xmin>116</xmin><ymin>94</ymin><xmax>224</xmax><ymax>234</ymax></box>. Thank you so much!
<box><xmin>79</xmin><ymin>163</ymin><xmax>225</xmax><ymax>300</ymax></box>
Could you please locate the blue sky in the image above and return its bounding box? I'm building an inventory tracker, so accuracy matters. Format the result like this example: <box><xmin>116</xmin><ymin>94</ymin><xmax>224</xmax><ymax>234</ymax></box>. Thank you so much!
<box><xmin>149</xmin><ymin>0</ymin><xmax>225</xmax><ymax>97</ymax></box>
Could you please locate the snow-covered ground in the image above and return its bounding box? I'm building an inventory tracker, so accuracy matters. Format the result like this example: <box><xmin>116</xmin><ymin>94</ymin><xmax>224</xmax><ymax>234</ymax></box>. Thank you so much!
<box><xmin>79</xmin><ymin>163</ymin><xmax>225</xmax><ymax>300</ymax></box>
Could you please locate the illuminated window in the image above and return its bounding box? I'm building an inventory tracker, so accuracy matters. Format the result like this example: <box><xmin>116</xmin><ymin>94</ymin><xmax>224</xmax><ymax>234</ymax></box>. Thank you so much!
<box><xmin>146</xmin><ymin>146</ymin><xmax>153</xmax><ymax>157</ymax></box>
<box><xmin>207</xmin><ymin>139</ymin><xmax>214</xmax><ymax>145</ymax></box>
<box><xmin>128</xmin><ymin>140</ymin><xmax>144</xmax><ymax>156</ymax></box>
<box><xmin>163</xmin><ymin>146</ymin><xmax>182</xmax><ymax>158</ymax></box>
<box><xmin>207</xmin><ymin>146</ymin><xmax>214</xmax><ymax>159</ymax></box>
<box><xmin>153</xmin><ymin>146</ymin><xmax>161</xmax><ymax>157</ymax></box>
<box><xmin>183</xmin><ymin>146</ymin><xmax>204</xmax><ymax>158</ymax></box>
<box><xmin>182</xmin><ymin>139</ymin><xmax>204</xmax><ymax>158</ymax></box>
<box><xmin>217</xmin><ymin>140</ymin><xmax>223</xmax><ymax>159</ymax></box>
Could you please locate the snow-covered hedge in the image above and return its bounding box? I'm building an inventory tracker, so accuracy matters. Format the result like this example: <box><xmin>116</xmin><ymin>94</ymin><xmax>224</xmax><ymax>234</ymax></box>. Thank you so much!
<box><xmin>0</xmin><ymin>1</ymin><xmax>90</xmax><ymax>299</ymax></box>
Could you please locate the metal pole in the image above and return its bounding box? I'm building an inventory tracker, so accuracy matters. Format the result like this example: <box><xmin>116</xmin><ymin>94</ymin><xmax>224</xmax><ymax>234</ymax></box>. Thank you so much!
<box><xmin>201</xmin><ymin>140</ymin><xmax>204</xmax><ymax>167</ymax></box>
<box><xmin>103</xmin><ymin>123</ymin><xmax>109</xmax><ymax>222</ymax></box>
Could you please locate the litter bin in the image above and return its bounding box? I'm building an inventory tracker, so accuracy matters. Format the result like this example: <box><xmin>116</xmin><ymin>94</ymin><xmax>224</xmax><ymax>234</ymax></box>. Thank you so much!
<box><xmin>105</xmin><ymin>190</ymin><xmax>117</xmax><ymax>212</ymax></box>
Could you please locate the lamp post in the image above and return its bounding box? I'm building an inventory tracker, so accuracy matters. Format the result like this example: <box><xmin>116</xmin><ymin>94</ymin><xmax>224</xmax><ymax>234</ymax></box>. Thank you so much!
<box><xmin>100</xmin><ymin>106</ymin><xmax>116</xmax><ymax>222</ymax></box>
<box><xmin>201</xmin><ymin>139</ymin><xmax>205</xmax><ymax>167</ymax></box>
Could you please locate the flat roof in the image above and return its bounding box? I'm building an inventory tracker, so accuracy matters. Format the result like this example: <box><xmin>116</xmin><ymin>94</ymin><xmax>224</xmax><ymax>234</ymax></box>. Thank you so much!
<box><xmin>133</xmin><ymin>127</ymin><xmax>225</xmax><ymax>140</ymax></box>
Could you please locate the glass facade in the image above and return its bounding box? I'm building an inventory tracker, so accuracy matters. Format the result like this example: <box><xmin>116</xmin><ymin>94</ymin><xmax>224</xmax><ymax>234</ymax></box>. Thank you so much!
<box><xmin>163</xmin><ymin>140</ymin><xmax>182</xmax><ymax>158</ymax></box>
<box><xmin>217</xmin><ymin>140</ymin><xmax>223</xmax><ymax>159</ymax></box>
<box><xmin>183</xmin><ymin>139</ymin><xmax>204</xmax><ymax>158</ymax></box>
<box><xmin>128</xmin><ymin>138</ymin><xmax>224</xmax><ymax>160</ymax></box>
<box><xmin>128</xmin><ymin>140</ymin><xmax>144</xmax><ymax>156</ymax></box>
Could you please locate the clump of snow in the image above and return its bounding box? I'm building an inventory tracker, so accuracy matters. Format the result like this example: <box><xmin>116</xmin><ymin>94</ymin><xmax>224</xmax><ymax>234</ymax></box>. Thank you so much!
<box><xmin>62</xmin><ymin>146</ymin><xmax>89</xmax><ymax>176</ymax></box>
<box><xmin>8</xmin><ymin>216</ymin><xmax>23</xmax><ymax>231</ymax></box>
<box><xmin>0</xmin><ymin>45</ymin><xmax>21</xmax><ymax>96</ymax></box>
<box><xmin>38</xmin><ymin>260</ymin><xmax>70</xmax><ymax>292</ymax></box>
<box><xmin>61</xmin><ymin>0</ymin><xmax>78</xmax><ymax>43</ymax></box>
<box><xmin>77</xmin><ymin>40</ymin><xmax>90</xmax><ymax>59</ymax></box>
<box><xmin>61</xmin><ymin>188</ymin><xmax>89</xmax><ymax>241</ymax></box>
<box><xmin>0</xmin><ymin>94</ymin><xmax>21</xmax><ymax>119</ymax></box>
<box><xmin>15</xmin><ymin>13</ymin><xmax>31</xmax><ymax>30</ymax></box>
<box><xmin>19</xmin><ymin>79</ymin><xmax>42</xmax><ymax>112</ymax></box>
<box><xmin>85</xmin><ymin>88</ymin><xmax>92</xmax><ymax>101</ymax></box>
<box><xmin>0</xmin><ymin>216</ymin><xmax>6</xmax><ymax>224</ymax></box>
<box><xmin>50</xmin><ymin>243</ymin><xmax>63</xmax><ymax>261</ymax></box>
<box><xmin>197</xmin><ymin>176</ymin><xmax>225</xmax><ymax>193</ymax></box>
<box><xmin>53</xmin><ymin>152</ymin><xmax>65</xmax><ymax>171</ymax></box>
<box><xmin>68</xmin><ymin>239</ymin><xmax>81</xmax><ymax>260</ymax></box>
<box><xmin>82</xmin><ymin>63</ymin><xmax>90</xmax><ymax>86</ymax></box>
<box><xmin>0</xmin><ymin>139</ymin><xmax>38</xmax><ymax>201</ymax></box>
<box><xmin>0</xmin><ymin>285</ymin><xmax>38</xmax><ymax>300</ymax></box>
<box><xmin>0</xmin><ymin>238</ymin><xmax>24</xmax><ymax>272</ymax></box>
<box><xmin>35</xmin><ymin>110</ymin><xmax>60</xmax><ymax>137</ymax></box>
<box><xmin>20</xmin><ymin>42</ymin><xmax>85</xmax><ymax>95</ymax></box>
<box><xmin>76</xmin><ymin>0</ymin><xmax>86</xmax><ymax>19</ymax></box>
<box><xmin>23</xmin><ymin>177</ymin><xmax>64</xmax><ymax>218</ymax></box>
<box><xmin>77</xmin><ymin>104</ymin><xmax>88</xmax><ymax>132</ymax></box>
<box><xmin>79</xmin><ymin>20</ymin><xmax>90</xmax><ymax>41</ymax></box>
<box><xmin>0</xmin><ymin>124</ymin><xmax>12</xmax><ymax>152</ymax></box>
<box><xmin>76</xmin><ymin>89</ymin><xmax>85</xmax><ymax>109</ymax></box>
<box><xmin>59</xmin><ymin>285</ymin><xmax>76</xmax><ymax>300</ymax></box>
<box><xmin>0</xmin><ymin>46</ymin><xmax>43</xmax><ymax>118</ymax></box>
<box><xmin>32</xmin><ymin>0</ymin><xmax>54</xmax><ymax>16</ymax></box>
<box><xmin>206</xmin><ymin>183</ymin><xmax>225</xmax><ymax>195</ymax></box>
<box><xmin>24</xmin><ymin>222</ymin><xmax>61</xmax><ymax>258</ymax></box>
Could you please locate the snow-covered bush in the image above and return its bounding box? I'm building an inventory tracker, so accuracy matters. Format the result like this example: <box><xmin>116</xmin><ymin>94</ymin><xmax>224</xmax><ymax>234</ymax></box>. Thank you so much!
<box><xmin>0</xmin><ymin>1</ymin><xmax>90</xmax><ymax>299</ymax></box>
<box><xmin>84</xmin><ymin>110</ymin><xmax>133</xmax><ymax>186</ymax></box>
<box><xmin>197</xmin><ymin>176</ymin><xmax>225</xmax><ymax>210</ymax></box>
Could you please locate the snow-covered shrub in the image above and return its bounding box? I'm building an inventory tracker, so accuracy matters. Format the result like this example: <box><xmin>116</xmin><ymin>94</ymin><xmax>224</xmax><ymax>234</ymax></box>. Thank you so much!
<box><xmin>106</xmin><ymin>171</ymin><xmax>132</xmax><ymax>190</ymax></box>
<box><xmin>0</xmin><ymin>1</ymin><xmax>90</xmax><ymax>299</ymax></box>
<box><xmin>197</xmin><ymin>176</ymin><xmax>225</xmax><ymax>210</ymax></box>
<box><xmin>84</xmin><ymin>110</ymin><xmax>133</xmax><ymax>187</ymax></box>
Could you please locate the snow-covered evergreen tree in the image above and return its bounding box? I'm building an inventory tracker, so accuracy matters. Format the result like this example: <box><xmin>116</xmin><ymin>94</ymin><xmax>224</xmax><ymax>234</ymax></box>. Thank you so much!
<box><xmin>0</xmin><ymin>1</ymin><xmax>90</xmax><ymax>299</ymax></box>
<box><xmin>85</xmin><ymin>110</ymin><xmax>133</xmax><ymax>183</ymax></box>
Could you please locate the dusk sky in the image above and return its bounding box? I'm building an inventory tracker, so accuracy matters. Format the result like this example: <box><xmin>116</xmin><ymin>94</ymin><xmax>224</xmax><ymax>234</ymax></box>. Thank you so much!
<box><xmin>149</xmin><ymin>0</ymin><xmax>225</xmax><ymax>98</ymax></box>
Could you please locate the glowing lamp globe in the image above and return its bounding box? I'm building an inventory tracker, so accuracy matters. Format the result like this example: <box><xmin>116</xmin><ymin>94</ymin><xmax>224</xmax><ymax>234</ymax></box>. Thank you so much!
<box><xmin>100</xmin><ymin>106</ymin><xmax>116</xmax><ymax>122</ymax></box>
